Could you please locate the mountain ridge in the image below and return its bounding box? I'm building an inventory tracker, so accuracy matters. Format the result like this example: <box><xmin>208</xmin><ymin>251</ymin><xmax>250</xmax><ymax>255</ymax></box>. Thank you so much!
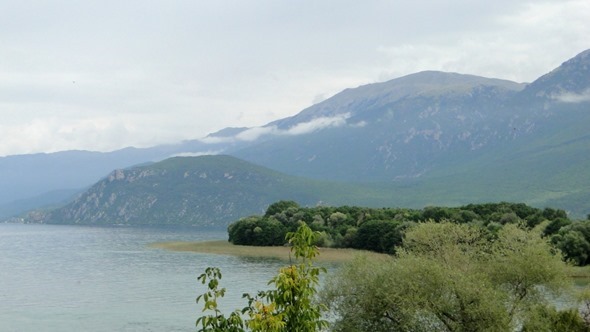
<box><xmin>269</xmin><ymin>70</ymin><xmax>525</xmax><ymax>130</ymax></box>
<box><xmin>3</xmin><ymin>48</ymin><xmax>590</xmax><ymax>220</ymax></box>
<box><xmin>34</xmin><ymin>155</ymin><xmax>411</xmax><ymax>225</ymax></box>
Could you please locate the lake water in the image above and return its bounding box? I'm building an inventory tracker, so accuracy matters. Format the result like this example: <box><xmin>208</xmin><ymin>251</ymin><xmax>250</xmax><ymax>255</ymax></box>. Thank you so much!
<box><xmin>0</xmin><ymin>223</ymin><xmax>287</xmax><ymax>332</ymax></box>
<box><xmin>2</xmin><ymin>223</ymin><xmax>585</xmax><ymax>331</ymax></box>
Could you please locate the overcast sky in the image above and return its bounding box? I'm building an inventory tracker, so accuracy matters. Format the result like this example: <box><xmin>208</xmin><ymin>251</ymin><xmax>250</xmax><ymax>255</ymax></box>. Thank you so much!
<box><xmin>1</xmin><ymin>0</ymin><xmax>588</xmax><ymax>156</ymax></box>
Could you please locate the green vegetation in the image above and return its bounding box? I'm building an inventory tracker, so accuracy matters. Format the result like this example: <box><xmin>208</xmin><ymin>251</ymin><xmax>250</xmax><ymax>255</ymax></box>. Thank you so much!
<box><xmin>41</xmin><ymin>155</ymin><xmax>389</xmax><ymax>226</ymax></box>
<box><xmin>32</xmin><ymin>150</ymin><xmax>589</xmax><ymax>227</ymax></box>
<box><xmin>228</xmin><ymin>200</ymin><xmax>590</xmax><ymax>266</ymax></box>
<box><xmin>550</xmin><ymin>221</ymin><xmax>590</xmax><ymax>266</ymax></box>
<box><xmin>196</xmin><ymin>222</ymin><xmax>328</xmax><ymax>331</ymax></box>
<box><xmin>150</xmin><ymin>239</ymin><xmax>385</xmax><ymax>263</ymax></box>
<box><xmin>40</xmin><ymin>155</ymin><xmax>484</xmax><ymax>226</ymax></box>
<box><xmin>198</xmin><ymin>213</ymin><xmax>590</xmax><ymax>331</ymax></box>
<box><xmin>321</xmin><ymin>222</ymin><xmax>577</xmax><ymax>331</ymax></box>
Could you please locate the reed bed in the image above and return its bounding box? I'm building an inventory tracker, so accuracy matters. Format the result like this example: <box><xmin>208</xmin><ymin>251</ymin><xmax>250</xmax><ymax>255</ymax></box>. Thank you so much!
<box><xmin>150</xmin><ymin>240</ymin><xmax>386</xmax><ymax>263</ymax></box>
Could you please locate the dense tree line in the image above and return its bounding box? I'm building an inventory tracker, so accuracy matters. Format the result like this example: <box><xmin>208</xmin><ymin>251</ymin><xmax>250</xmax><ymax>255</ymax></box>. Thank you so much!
<box><xmin>228</xmin><ymin>200</ymin><xmax>590</xmax><ymax>265</ymax></box>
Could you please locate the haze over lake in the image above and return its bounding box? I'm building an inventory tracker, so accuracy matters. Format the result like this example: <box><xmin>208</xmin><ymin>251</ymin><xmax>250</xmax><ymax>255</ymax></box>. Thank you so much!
<box><xmin>0</xmin><ymin>224</ymin><xmax>284</xmax><ymax>332</ymax></box>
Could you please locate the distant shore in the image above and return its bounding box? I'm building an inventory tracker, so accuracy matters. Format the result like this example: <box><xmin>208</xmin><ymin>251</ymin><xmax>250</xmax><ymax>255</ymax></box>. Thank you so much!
<box><xmin>150</xmin><ymin>240</ymin><xmax>386</xmax><ymax>263</ymax></box>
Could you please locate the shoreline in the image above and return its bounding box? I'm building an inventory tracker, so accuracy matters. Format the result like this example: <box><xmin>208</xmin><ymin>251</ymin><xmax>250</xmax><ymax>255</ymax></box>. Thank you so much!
<box><xmin>150</xmin><ymin>240</ymin><xmax>590</xmax><ymax>280</ymax></box>
<box><xmin>149</xmin><ymin>240</ymin><xmax>387</xmax><ymax>263</ymax></box>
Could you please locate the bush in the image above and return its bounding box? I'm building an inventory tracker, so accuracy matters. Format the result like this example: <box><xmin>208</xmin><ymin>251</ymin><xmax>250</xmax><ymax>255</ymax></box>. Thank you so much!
<box><xmin>521</xmin><ymin>305</ymin><xmax>588</xmax><ymax>332</ymax></box>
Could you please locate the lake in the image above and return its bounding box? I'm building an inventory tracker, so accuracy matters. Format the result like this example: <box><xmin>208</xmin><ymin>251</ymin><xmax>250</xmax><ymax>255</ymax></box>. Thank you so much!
<box><xmin>0</xmin><ymin>223</ymin><xmax>287</xmax><ymax>332</ymax></box>
<box><xmin>2</xmin><ymin>223</ymin><xmax>585</xmax><ymax>331</ymax></box>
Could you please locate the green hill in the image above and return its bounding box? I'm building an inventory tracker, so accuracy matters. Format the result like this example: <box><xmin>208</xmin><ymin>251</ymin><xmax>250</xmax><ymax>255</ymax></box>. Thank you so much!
<box><xmin>38</xmin><ymin>155</ymin><xmax>408</xmax><ymax>226</ymax></box>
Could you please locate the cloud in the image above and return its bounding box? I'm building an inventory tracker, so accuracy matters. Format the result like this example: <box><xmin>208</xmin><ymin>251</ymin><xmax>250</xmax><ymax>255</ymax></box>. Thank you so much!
<box><xmin>283</xmin><ymin>114</ymin><xmax>349</xmax><ymax>136</ymax></box>
<box><xmin>236</xmin><ymin>126</ymin><xmax>279</xmax><ymax>141</ymax></box>
<box><xmin>375</xmin><ymin>1</ymin><xmax>590</xmax><ymax>83</ymax></box>
<box><xmin>172</xmin><ymin>151</ymin><xmax>223</xmax><ymax>158</ymax></box>
<box><xmin>198</xmin><ymin>126</ymin><xmax>280</xmax><ymax>144</ymax></box>
<box><xmin>0</xmin><ymin>116</ymin><xmax>132</xmax><ymax>156</ymax></box>
<box><xmin>198</xmin><ymin>114</ymin><xmax>351</xmax><ymax>145</ymax></box>
<box><xmin>552</xmin><ymin>90</ymin><xmax>590</xmax><ymax>103</ymax></box>
<box><xmin>1</xmin><ymin>1</ymin><xmax>589</xmax><ymax>156</ymax></box>
<box><xmin>351</xmin><ymin>121</ymin><xmax>368</xmax><ymax>128</ymax></box>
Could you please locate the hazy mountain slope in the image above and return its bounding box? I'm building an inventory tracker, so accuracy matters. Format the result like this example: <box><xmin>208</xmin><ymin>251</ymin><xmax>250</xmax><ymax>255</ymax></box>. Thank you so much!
<box><xmin>230</xmin><ymin>71</ymin><xmax>528</xmax><ymax>180</ymax></box>
<box><xmin>0</xmin><ymin>189</ymin><xmax>81</xmax><ymax>218</ymax></box>
<box><xmin>270</xmin><ymin>71</ymin><xmax>524</xmax><ymax>128</ymax></box>
<box><xmin>3</xmin><ymin>49</ymin><xmax>589</xmax><ymax>221</ymax></box>
<box><xmin>226</xmin><ymin>49</ymin><xmax>590</xmax><ymax>217</ymax></box>
<box><xmin>230</xmin><ymin>50</ymin><xmax>589</xmax><ymax>183</ymax></box>
<box><xmin>0</xmin><ymin>149</ymin><xmax>160</xmax><ymax>206</ymax></box>
<box><xmin>37</xmin><ymin>155</ymin><xmax>409</xmax><ymax>226</ymax></box>
<box><xmin>0</xmin><ymin>139</ymin><xmax>243</xmax><ymax>218</ymax></box>
<box><xmin>519</xmin><ymin>49</ymin><xmax>590</xmax><ymax>100</ymax></box>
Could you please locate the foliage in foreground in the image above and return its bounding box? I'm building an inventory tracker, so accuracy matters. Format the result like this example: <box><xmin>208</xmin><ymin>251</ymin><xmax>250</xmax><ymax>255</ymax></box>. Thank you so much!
<box><xmin>196</xmin><ymin>222</ymin><xmax>328</xmax><ymax>332</ymax></box>
<box><xmin>321</xmin><ymin>222</ymin><xmax>575</xmax><ymax>331</ymax></box>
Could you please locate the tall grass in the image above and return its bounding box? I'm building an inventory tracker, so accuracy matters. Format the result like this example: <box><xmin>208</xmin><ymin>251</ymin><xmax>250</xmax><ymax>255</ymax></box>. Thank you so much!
<box><xmin>150</xmin><ymin>240</ymin><xmax>386</xmax><ymax>263</ymax></box>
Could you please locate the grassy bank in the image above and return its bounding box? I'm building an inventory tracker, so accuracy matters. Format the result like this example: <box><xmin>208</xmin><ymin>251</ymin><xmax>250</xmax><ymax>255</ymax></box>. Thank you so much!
<box><xmin>150</xmin><ymin>240</ymin><xmax>386</xmax><ymax>263</ymax></box>
<box><xmin>151</xmin><ymin>240</ymin><xmax>590</xmax><ymax>281</ymax></box>
<box><xmin>568</xmin><ymin>266</ymin><xmax>590</xmax><ymax>279</ymax></box>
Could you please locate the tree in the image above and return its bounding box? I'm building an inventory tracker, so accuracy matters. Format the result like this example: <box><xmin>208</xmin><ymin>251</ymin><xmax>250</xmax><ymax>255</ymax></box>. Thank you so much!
<box><xmin>228</xmin><ymin>216</ymin><xmax>260</xmax><ymax>245</ymax></box>
<box><xmin>245</xmin><ymin>222</ymin><xmax>328</xmax><ymax>331</ymax></box>
<box><xmin>327</xmin><ymin>212</ymin><xmax>348</xmax><ymax>228</ymax></box>
<box><xmin>552</xmin><ymin>231</ymin><xmax>590</xmax><ymax>266</ymax></box>
<box><xmin>195</xmin><ymin>267</ymin><xmax>246</xmax><ymax>331</ymax></box>
<box><xmin>228</xmin><ymin>216</ymin><xmax>287</xmax><ymax>246</ymax></box>
<box><xmin>196</xmin><ymin>222</ymin><xmax>328</xmax><ymax>332</ymax></box>
<box><xmin>353</xmin><ymin>220</ymin><xmax>402</xmax><ymax>254</ymax></box>
<box><xmin>264</xmin><ymin>200</ymin><xmax>300</xmax><ymax>218</ymax></box>
<box><xmin>321</xmin><ymin>222</ymin><xmax>569</xmax><ymax>331</ymax></box>
<box><xmin>551</xmin><ymin>221</ymin><xmax>590</xmax><ymax>266</ymax></box>
<box><xmin>543</xmin><ymin>218</ymin><xmax>572</xmax><ymax>236</ymax></box>
<box><xmin>486</xmin><ymin>223</ymin><xmax>569</xmax><ymax>319</ymax></box>
<box><xmin>542</xmin><ymin>207</ymin><xmax>568</xmax><ymax>220</ymax></box>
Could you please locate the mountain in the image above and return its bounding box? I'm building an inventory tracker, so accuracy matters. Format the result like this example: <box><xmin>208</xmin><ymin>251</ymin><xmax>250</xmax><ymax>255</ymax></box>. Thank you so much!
<box><xmin>270</xmin><ymin>70</ymin><xmax>524</xmax><ymax>127</ymax></box>
<box><xmin>519</xmin><ymin>49</ymin><xmax>590</xmax><ymax>100</ymax></box>
<box><xmin>34</xmin><ymin>155</ymin><xmax>406</xmax><ymax>226</ymax></box>
<box><xmin>3</xmin><ymin>49</ymin><xmax>590</xmax><ymax>220</ymax></box>
<box><xmin>35</xmin><ymin>155</ymin><xmax>309</xmax><ymax>225</ymax></box>
<box><xmin>224</xmin><ymin>50</ymin><xmax>590</xmax><ymax>216</ymax></box>
<box><xmin>0</xmin><ymin>139</ymin><xmax>251</xmax><ymax>219</ymax></box>
<box><xmin>229</xmin><ymin>71</ymin><xmax>527</xmax><ymax>181</ymax></box>
<box><xmin>0</xmin><ymin>188</ymin><xmax>80</xmax><ymax>218</ymax></box>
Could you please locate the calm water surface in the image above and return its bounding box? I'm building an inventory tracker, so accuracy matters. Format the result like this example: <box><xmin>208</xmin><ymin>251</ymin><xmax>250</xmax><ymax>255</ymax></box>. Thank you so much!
<box><xmin>0</xmin><ymin>223</ymin><xmax>285</xmax><ymax>332</ymax></box>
